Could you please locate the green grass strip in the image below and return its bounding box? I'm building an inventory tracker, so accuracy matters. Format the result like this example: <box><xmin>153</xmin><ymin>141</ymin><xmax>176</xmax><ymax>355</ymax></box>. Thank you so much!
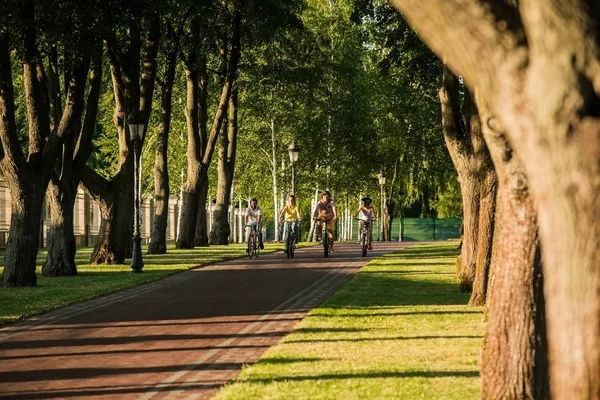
<box><xmin>0</xmin><ymin>242</ymin><xmax>314</xmax><ymax>324</ymax></box>
<box><xmin>213</xmin><ymin>242</ymin><xmax>483</xmax><ymax>400</ymax></box>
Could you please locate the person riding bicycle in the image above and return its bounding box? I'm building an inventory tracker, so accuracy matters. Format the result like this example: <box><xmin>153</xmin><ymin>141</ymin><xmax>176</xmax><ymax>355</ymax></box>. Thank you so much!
<box><xmin>279</xmin><ymin>194</ymin><xmax>302</xmax><ymax>244</ymax></box>
<box><xmin>245</xmin><ymin>198</ymin><xmax>264</xmax><ymax>251</ymax></box>
<box><xmin>313</xmin><ymin>190</ymin><xmax>337</xmax><ymax>251</ymax></box>
<box><xmin>354</xmin><ymin>196</ymin><xmax>376</xmax><ymax>250</ymax></box>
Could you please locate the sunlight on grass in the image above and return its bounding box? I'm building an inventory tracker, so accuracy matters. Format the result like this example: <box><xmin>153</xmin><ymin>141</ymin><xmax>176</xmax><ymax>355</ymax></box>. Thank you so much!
<box><xmin>213</xmin><ymin>242</ymin><xmax>483</xmax><ymax>400</ymax></box>
<box><xmin>0</xmin><ymin>242</ymin><xmax>313</xmax><ymax>324</ymax></box>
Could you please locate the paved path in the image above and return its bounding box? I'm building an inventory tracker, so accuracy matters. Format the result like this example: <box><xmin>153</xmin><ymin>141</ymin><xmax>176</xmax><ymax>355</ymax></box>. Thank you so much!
<box><xmin>0</xmin><ymin>241</ymin><xmax>409</xmax><ymax>400</ymax></box>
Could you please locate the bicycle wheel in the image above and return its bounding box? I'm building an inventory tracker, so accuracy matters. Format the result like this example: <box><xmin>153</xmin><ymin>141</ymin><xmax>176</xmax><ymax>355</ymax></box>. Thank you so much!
<box><xmin>247</xmin><ymin>239</ymin><xmax>253</xmax><ymax>259</ymax></box>
<box><xmin>362</xmin><ymin>232</ymin><xmax>367</xmax><ymax>257</ymax></box>
<box><xmin>323</xmin><ymin>230</ymin><xmax>329</xmax><ymax>258</ymax></box>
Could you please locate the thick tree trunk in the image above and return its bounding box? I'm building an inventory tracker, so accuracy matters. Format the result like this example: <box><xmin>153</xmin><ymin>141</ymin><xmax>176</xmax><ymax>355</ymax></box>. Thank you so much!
<box><xmin>88</xmin><ymin>171</ymin><xmax>133</xmax><ymax>264</ymax></box>
<box><xmin>42</xmin><ymin>182</ymin><xmax>77</xmax><ymax>276</ymax></box>
<box><xmin>148</xmin><ymin>29</ymin><xmax>177</xmax><ymax>254</ymax></box>
<box><xmin>1</xmin><ymin>185</ymin><xmax>44</xmax><ymax>287</ymax></box>
<box><xmin>210</xmin><ymin>86</ymin><xmax>237</xmax><ymax>245</ymax></box>
<box><xmin>468</xmin><ymin>154</ymin><xmax>497</xmax><ymax>306</ymax></box>
<box><xmin>481</xmin><ymin>129</ymin><xmax>548</xmax><ymax>399</ymax></box>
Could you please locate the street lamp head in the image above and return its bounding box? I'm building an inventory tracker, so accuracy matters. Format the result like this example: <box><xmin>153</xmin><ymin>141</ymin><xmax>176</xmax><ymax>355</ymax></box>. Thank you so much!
<box><xmin>127</xmin><ymin>110</ymin><xmax>146</xmax><ymax>141</ymax></box>
<box><xmin>288</xmin><ymin>141</ymin><xmax>300</xmax><ymax>163</ymax></box>
<box><xmin>377</xmin><ymin>170</ymin><xmax>386</xmax><ymax>185</ymax></box>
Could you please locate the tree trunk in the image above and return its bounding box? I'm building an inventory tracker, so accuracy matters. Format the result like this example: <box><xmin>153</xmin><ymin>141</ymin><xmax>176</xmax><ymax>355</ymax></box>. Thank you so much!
<box><xmin>439</xmin><ymin>66</ymin><xmax>484</xmax><ymax>293</ymax></box>
<box><xmin>148</xmin><ymin>27</ymin><xmax>178</xmax><ymax>254</ymax></box>
<box><xmin>194</xmin><ymin>172</ymin><xmax>210</xmax><ymax>247</ymax></box>
<box><xmin>42</xmin><ymin>181</ymin><xmax>77</xmax><ymax>276</ymax></box>
<box><xmin>1</xmin><ymin>184</ymin><xmax>45</xmax><ymax>287</ymax></box>
<box><xmin>389</xmin><ymin>2</ymin><xmax>599</xmax><ymax>396</ymax></box>
<box><xmin>209</xmin><ymin>86</ymin><xmax>237</xmax><ymax>245</ymax></box>
<box><xmin>194</xmin><ymin>56</ymin><xmax>210</xmax><ymax>247</ymax></box>
<box><xmin>481</xmin><ymin>127</ymin><xmax>548</xmax><ymax>399</ymax></box>
<box><xmin>88</xmin><ymin>171</ymin><xmax>133</xmax><ymax>264</ymax></box>
<box><xmin>270</xmin><ymin>116</ymin><xmax>280</xmax><ymax>242</ymax></box>
<box><xmin>468</xmin><ymin>151</ymin><xmax>497</xmax><ymax>306</ymax></box>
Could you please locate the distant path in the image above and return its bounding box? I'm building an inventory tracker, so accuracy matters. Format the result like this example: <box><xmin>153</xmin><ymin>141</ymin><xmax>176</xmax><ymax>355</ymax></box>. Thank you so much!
<box><xmin>0</xmin><ymin>241</ymin><xmax>411</xmax><ymax>400</ymax></box>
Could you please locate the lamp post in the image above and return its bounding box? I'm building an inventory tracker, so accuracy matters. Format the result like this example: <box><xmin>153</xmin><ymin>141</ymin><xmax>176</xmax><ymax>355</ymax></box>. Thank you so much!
<box><xmin>377</xmin><ymin>170</ymin><xmax>386</xmax><ymax>242</ymax></box>
<box><xmin>128</xmin><ymin>110</ymin><xmax>146</xmax><ymax>273</ymax></box>
<box><xmin>288</xmin><ymin>142</ymin><xmax>300</xmax><ymax>195</ymax></box>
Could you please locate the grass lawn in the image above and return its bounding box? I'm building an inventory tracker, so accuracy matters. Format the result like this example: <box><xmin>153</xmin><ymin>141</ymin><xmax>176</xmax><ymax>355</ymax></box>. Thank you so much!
<box><xmin>213</xmin><ymin>242</ymin><xmax>483</xmax><ymax>400</ymax></box>
<box><xmin>0</xmin><ymin>242</ymin><xmax>311</xmax><ymax>324</ymax></box>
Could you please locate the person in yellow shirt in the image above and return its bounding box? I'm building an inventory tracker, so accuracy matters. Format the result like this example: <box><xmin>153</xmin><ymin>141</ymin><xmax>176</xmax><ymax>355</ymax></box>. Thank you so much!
<box><xmin>279</xmin><ymin>195</ymin><xmax>302</xmax><ymax>245</ymax></box>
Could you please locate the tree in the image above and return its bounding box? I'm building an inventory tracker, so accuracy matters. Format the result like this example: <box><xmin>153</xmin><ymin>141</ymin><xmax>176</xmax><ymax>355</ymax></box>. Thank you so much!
<box><xmin>0</xmin><ymin>0</ymin><xmax>95</xmax><ymax>286</ymax></box>
<box><xmin>81</xmin><ymin>7</ymin><xmax>160</xmax><ymax>264</ymax></box>
<box><xmin>390</xmin><ymin>0</ymin><xmax>600</xmax><ymax>396</ymax></box>
<box><xmin>148</xmin><ymin>18</ymin><xmax>183</xmax><ymax>254</ymax></box>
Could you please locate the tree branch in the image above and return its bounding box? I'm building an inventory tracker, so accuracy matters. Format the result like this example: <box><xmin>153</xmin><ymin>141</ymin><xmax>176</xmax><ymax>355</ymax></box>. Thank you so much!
<box><xmin>139</xmin><ymin>15</ymin><xmax>160</xmax><ymax>133</ymax></box>
<box><xmin>390</xmin><ymin>0</ymin><xmax>527</xmax><ymax>99</ymax></box>
<box><xmin>0</xmin><ymin>31</ymin><xmax>26</xmax><ymax>173</ymax></box>
<box><xmin>22</xmin><ymin>0</ymin><xmax>50</xmax><ymax>160</ymax></box>
<box><xmin>80</xmin><ymin>165</ymin><xmax>112</xmax><ymax>203</ymax></box>
<box><xmin>74</xmin><ymin>47</ymin><xmax>103</xmax><ymax>172</ymax></box>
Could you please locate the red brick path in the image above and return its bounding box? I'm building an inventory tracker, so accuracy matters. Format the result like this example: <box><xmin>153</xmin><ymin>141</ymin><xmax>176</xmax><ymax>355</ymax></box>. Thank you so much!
<box><xmin>0</xmin><ymin>242</ymin><xmax>409</xmax><ymax>399</ymax></box>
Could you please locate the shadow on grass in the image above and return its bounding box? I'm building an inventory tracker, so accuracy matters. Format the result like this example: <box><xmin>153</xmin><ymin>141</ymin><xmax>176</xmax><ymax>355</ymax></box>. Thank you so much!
<box><xmin>310</xmin><ymin>310</ymin><xmax>482</xmax><ymax>318</ymax></box>
<box><xmin>244</xmin><ymin>370</ymin><xmax>479</xmax><ymax>384</ymax></box>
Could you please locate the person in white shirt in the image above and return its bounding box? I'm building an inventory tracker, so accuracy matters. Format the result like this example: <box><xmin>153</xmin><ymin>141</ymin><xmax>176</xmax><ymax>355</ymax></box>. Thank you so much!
<box><xmin>354</xmin><ymin>196</ymin><xmax>376</xmax><ymax>250</ymax></box>
<box><xmin>245</xmin><ymin>197</ymin><xmax>264</xmax><ymax>250</ymax></box>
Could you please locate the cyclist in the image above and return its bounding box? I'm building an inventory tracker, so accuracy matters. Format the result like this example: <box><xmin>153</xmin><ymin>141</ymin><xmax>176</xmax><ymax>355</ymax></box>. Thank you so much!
<box><xmin>279</xmin><ymin>194</ymin><xmax>302</xmax><ymax>244</ymax></box>
<box><xmin>245</xmin><ymin>198</ymin><xmax>264</xmax><ymax>251</ymax></box>
<box><xmin>354</xmin><ymin>196</ymin><xmax>376</xmax><ymax>250</ymax></box>
<box><xmin>313</xmin><ymin>190</ymin><xmax>337</xmax><ymax>251</ymax></box>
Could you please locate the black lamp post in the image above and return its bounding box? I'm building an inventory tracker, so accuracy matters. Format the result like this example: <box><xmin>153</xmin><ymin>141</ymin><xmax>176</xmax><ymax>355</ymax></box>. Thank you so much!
<box><xmin>128</xmin><ymin>110</ymin><xmax>145</xmax><ymax>273</ymax></box>
<box><xmin>288</xmin><ymin>142</ymin><xmax>300</xmax><ymax>195</ymax></box>
<box><xmin>377</xmin><ymin>170</ymin><xmax>386</xmax><ymax>241</ymax></box>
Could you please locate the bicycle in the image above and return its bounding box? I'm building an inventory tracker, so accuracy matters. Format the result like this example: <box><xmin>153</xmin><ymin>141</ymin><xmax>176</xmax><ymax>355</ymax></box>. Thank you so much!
<box><xmin>357</xmin><ymin>219</ymin><xmax>371</xmax><ymax>257</ymax></box>
<box><xmin>284</xmin><ymin>222</ymin><xmax>298</xmax><ymax>259</ymax></box>
<box><xmin>315</xmin><ymin>218</ymin><xmax>333</xmax><ymax>257</ymax></box>
<box><xmin>246</xmin><ymin>224</ymin><xmax>260</xmax><ymax>259</ymax></box>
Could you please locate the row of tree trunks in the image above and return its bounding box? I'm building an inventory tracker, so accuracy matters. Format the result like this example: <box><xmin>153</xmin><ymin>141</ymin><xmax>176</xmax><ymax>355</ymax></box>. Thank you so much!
<box><xmin>177</xmin><ymin>6</ymin><xmax>242</xmax><ymax>249</ymax></box>
<box><xmin>392</xmin><ymin>1</ymin><xmax>600</xmax><ymax>396</ymax></box>
<box><xmin>210</xmin><ymin>87</ymin><xmax>238</xmax><ymax>245</ymax></box>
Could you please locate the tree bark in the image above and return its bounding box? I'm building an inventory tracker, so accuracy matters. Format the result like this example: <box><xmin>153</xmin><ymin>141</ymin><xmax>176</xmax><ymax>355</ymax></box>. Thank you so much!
<box><xmin>468</xmin><ymin>142</ymin><xmax>497</xmax><ymax>306</ymax></box>
<box><xmin>148</xmin><ymin>24</ymin><xmax>178</xmax><ymax>255</ymax></box>
<box><xmin>439</xmin><ymin>66</ymin><xmax>484</xmax><ymax>292</ymax></box>
<box><xmin>209</xmin><ymin>86</ymin><xmax>237</xmax><ymax>245</ymax></box>
<box><xmin>390</xmin><ymin>1</ymin><xmax>600</xmax><ymax>396</ymax></box>
<box><xmin>43</xmin><ymin>180</ymin><xmax>77</xmax><ymax>276</ymax></box>
<box><xmin>480</xmin><ymin>108</ymin><xmax>549</xmax><ymax>399</ymax></box>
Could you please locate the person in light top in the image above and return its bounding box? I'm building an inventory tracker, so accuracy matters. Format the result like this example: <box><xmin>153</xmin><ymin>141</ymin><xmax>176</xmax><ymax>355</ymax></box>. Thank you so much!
<box><xmin>354</xmin><ymin>196</ymin><xmax>376</xmax><ymax>250</ymax></box>
<box><xmin>245</xmin><ymin>198</ymin><xmax>264</xmax><ymax>250</ymax></box>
